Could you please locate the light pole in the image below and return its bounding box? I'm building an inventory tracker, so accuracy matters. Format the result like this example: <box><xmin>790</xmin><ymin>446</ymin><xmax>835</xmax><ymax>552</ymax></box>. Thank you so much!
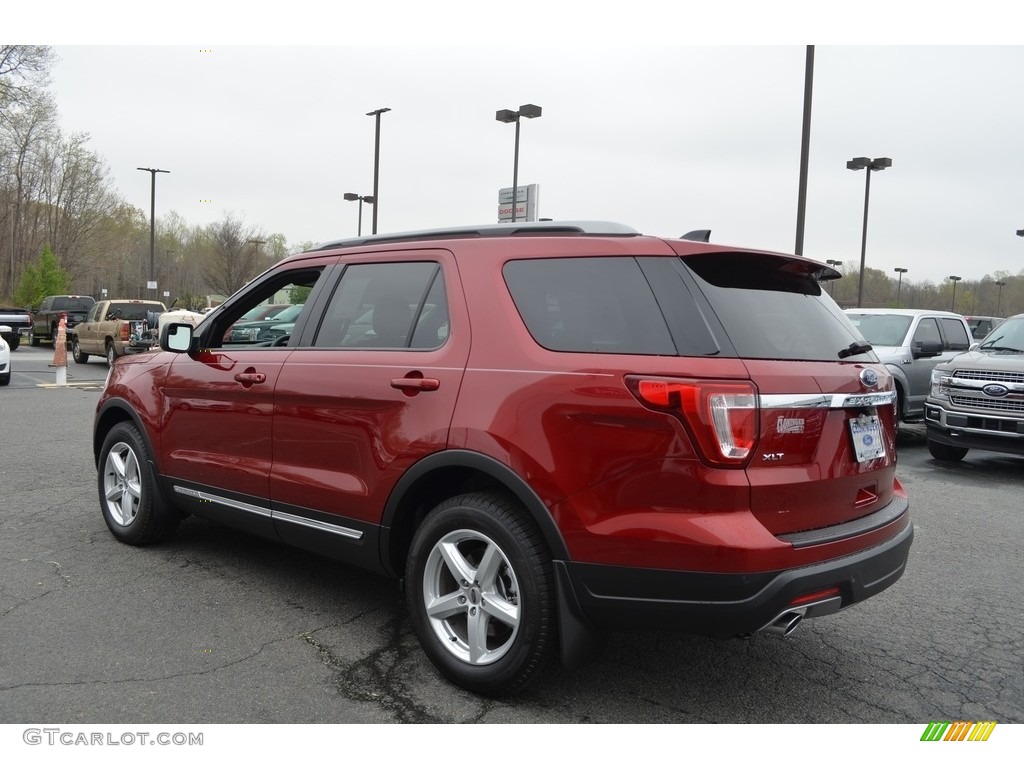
<box><xmin>137</xmin><ymin>167</ymin><xmax>169</xmax><ymax>298</ymax></box>
<box><xmin>7</xmin><ymin>201</ymin><xmax>15</xmax><ymax>299</ymax></box>
<box><xmin>366</xmin><ymin>107</ymin><xmax>390</xmax><ymax>235</ymax></box>
<box><xmin>847</xmin><ymin>156</ymin><xmax>892</xmax><ymax>308</ymax></box>
<box><xmin>995</xmin><ymin>280</ymin><xmax>1006</xmax><ymax>315</ymax></box>
<box><xmin>823</xmin><ymin>259</ymin><xmax>839</xmax><ymax>294</ymax></box>
<box><xmin>948</xmin><ymin>275</ymin><xmax>962</xmax><ymax>312</ymax></box>
<box><xmin>894</xmin><ymin>267</ymin><xmax>908</xmax><ymax>307</ymax></box>
<box><xmin>344</xmin><ymin>193</ymin><xmax>375</xmax><ymax>236</ymax></box>
<box><xmin>496</xmin><ymin>104</ymin><xmax>542</xmax><ymax>223</ymax></box>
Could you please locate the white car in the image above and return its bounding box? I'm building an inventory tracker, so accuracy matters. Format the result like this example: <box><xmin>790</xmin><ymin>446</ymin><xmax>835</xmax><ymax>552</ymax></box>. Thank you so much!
<box><xmin>0</xmin><ymin>325</ymin><xmax>12</xmax><ymax>385</ymax></box>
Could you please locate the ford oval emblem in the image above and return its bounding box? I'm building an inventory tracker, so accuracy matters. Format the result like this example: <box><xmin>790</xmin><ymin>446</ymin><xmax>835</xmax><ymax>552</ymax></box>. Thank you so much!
<box><xmin>860</xmin><ymin>369</ymin><xmax>879</xmax><ymax>388</ymax></box>
<box><xmin>983</xmin><ymin>383</ymin><xmax>1009</xmax><ymax>398</ymax></box>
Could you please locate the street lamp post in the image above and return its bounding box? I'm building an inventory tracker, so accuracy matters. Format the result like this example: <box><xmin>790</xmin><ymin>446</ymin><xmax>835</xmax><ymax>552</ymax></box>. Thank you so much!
<box><xmin>366</xmin><ymin>108</ymin><xmax>390</xmax><ymax>235</ymax></box>
<box><xmin>496</xmin><ymin>104</ymin><xmax>542</xmax><ymax>223</ymax></box>
<box><xmin>948</xmin><ymin>275</ymin><xmax>962</xmax><ymax>312</ymax></box>
<box><xmin>137</xmin><ymin>167</ymin><xmax>169</xmax><ymax>298</ymax></box>
<box><xmin>894</xmin><ymin>267</ymin><xmax>908</xmax><ymax>307</ymax></box>
<box><xmin>995</xmin><ymin>280</ymin><xmax>1006</xmax><ymax>316</ymax></box>
<box><xmin>825</xmin><ymin>259</ymin><xmax>843</xmax><ymax>296</ymax></box>
<box><xmin>847</xmin><ymin>156</ymin><xmax>892</xmax><ymax>308</ymax></box>
<box><xmin>344</xmin><ymin>193</ymin><xmax>375</xmax><ymax>237</ymax></box>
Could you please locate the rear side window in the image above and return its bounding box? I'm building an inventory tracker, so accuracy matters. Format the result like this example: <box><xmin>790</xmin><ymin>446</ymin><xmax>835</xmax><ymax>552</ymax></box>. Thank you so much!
<box><xmin>503</xmin><ymin>257</ymin><xmax>676</xmax><ymax>355</ymax></box>
<box><xmin>314</xmin><ymin>262</ymin><xmax>448</xmax><ymax>349</ymax></box>
<box><xmin>939</xmin><ymin>317</ymin><xmax>970</xmax><ymax>350</ymax></box>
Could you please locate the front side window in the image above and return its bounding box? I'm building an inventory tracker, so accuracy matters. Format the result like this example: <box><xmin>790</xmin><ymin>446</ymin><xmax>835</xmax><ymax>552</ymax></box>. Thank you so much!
<box><xmin>912</xmin><ymin>318</ymin><xmax>941</xmax><ymax>347</ymax></box>
<box><xmin>207</xmin><ymin>267</ymin><xmax>326</xmax><ymax>348</ymax></box>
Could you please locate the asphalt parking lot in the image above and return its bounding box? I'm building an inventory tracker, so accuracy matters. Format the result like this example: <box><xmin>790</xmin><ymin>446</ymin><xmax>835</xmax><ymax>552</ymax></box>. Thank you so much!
<box><xmin>1</xmin><ymin>344</ymin><xmax>1022</xmax><ymax>724</ymax></box>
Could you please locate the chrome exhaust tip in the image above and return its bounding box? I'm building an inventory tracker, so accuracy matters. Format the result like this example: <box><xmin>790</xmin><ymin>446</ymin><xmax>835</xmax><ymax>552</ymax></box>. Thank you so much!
<box><xmin>763</xmin><ymin>610</ymin><xmax>804</xmax><ymax>636</ymax></box>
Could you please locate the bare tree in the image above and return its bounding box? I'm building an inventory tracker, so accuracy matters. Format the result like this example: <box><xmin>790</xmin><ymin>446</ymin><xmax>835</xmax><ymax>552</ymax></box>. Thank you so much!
<box><xmin>0</xmin><ymin>45</ymin><xmax>55</xmax><ymax>110</ymax></box>
<box><xmin>201</xmin><ymin>214</ymin><xmax>270</xmax><ymax>297</ymax></box>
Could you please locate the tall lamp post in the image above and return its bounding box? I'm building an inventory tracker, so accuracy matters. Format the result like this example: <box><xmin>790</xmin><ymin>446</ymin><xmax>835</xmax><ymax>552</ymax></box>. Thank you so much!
<box><xmin>366</xmin><ymin>108</ymin><xmax>390</xmax><ymax>235</ymax></box>
<box><xmin>894</xmin><ymin>267</ymin><xmax>908</xmax><ymax>307</ymax></box>
<box><xmin>137</xmin><ymin>167</ymin><xmax>169</xmax><ymax>298</ymax></box>
<box><xmin>825</xmin><ymin>259</ymin><xmax>843</xmax><ymax>296</ymax></box>
<box><xmin>995</xmin><ymin>280</ymin><xmax>1006</xmax><ymax>316</ymax></box>
<box><xmin>496</xmin><ymin>104</ymin><xmax>542</xmax><ymax>223</ymax></box>
<box><xmin>847</xmin><ymin>156</ymin><xmax>892</xmax><ymax>308</ymax></box>
<box><xmin>344</xmin><ymin>193</ymin><xmax>375</xmax><ymax>236</ymax></box>
<box><xmin>948</xmin><ymin>275</ymin><xmax>962</xmax><ymax>312</ymax></box>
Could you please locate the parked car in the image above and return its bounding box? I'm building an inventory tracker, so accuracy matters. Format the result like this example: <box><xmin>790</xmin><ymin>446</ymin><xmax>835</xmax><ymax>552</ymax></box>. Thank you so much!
<box><xmin>0</xmin><ymin>307</ymin><xmax>31</xmax><ymax>350</ymax></box>
<box><xmin>843</xmin><ymin>308</ymin><xmax>972</xmax><ymax>423</ymax></box>
<box><xmin>0</xmin><ymin>326</ymin><xmax>11</xmax><ymax>385</ymax></box>
<box><xmin>94</xmin><ymin>221</ymin><xmax>912</xmax><ymax>695</ymax></box>
<box><xmin>963</xmin><ymin>315</ymin><xmax>1004</xmax><ymax>340</ymax></box>
<box><xmin>29</xmin><ymin>295</ymin><xmax>96</xmax><ymax>346</ymax></box>
<box><xmin>226</xmin><ymin>303</ymin><xmax>303</xmax><ymax>343</ymax></box>
<box><xmin>925</xmin><ymin>312</ymin><xmax>1024</xmax><ymax>461</ymax></box>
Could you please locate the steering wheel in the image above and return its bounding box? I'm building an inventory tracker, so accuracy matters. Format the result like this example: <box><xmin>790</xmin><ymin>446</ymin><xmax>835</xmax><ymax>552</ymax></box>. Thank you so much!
<box><xmin>271</xmin><ymin>334</ymin><xmax>290</xmax><ymax>347</ymax></box>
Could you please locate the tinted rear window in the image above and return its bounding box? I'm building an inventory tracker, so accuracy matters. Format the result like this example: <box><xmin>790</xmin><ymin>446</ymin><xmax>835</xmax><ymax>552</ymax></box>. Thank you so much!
<box><xmin>54</xmin><ymin>297</ymin><xmax>95</xmax><ymax>311</ymax></box>
<box><xmin>682</xmin><ymin>252</ymin><xmax>869</xmax><ymax>361</ymax></box>
<box><xmin>503</xmin><ymin>257</ymin><xmax>676</xmax><ymax>355</ymax></box>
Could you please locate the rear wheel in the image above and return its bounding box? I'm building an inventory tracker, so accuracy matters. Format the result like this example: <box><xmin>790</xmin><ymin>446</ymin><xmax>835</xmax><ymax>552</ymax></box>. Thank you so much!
<box><xmin>927</xmin><ymin>439</ymin><xmax>968</xmax><ymax>462</ymax></box>
<box><xmin>8</xmin><ymin>335</ymin><xmax>19</xmax><ymax>351</ymax></box>
<box><xmin>405</xmin><ymin>492</ymin><xmax>556</xmax><ymax>696</ymax></box>
<box><xmin>98</xmin><ymin>422</ymin><xmax>179</xmax><ymax>544</ymax></box>
<box><xmin>72</xmin><ymin>337</ymin><xmax>89</xmax><ymax>363</ymax></box>
<box><xmin>106</xmin><ymin>341</ymin><xmax>118</xmax><ymax>367</ymax></box>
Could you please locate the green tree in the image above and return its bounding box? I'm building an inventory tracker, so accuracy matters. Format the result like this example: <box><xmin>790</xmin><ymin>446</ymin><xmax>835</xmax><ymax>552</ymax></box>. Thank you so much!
<box><xmin>15</xmin><ymin>245</ymin><xmax>70</xmax><ymax>307</ymax></box>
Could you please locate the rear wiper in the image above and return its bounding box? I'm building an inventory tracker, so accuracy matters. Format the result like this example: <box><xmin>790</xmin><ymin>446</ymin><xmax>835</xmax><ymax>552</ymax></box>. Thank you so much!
<box><xmin>838</xmin><ymin>341</ymin><xmax>873</xmax><ymax>359</ymax></box>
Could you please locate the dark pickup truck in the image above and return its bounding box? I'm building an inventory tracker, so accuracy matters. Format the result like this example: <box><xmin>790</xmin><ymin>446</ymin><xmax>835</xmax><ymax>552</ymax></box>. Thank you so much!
<box><xmin>29</xmin><ymin>295</ymin><xmax>96</xmax><ymax>347</ymax></box>
<box><xmin>0</xmin><ymin>307</ymin><xmax>31</xmax><ymax>350</ymax></box>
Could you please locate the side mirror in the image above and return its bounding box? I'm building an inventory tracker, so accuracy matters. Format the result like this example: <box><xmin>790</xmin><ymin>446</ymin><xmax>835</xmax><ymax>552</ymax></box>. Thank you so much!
<box><xmin>911</xmin><ymin>340</ymin><xmax>943</xmax><ymax>359</ymax></box>
<box><xmin>160</xmin><ymin>322</ymin><xmax>194</xmax><ymax>353</ymax></box>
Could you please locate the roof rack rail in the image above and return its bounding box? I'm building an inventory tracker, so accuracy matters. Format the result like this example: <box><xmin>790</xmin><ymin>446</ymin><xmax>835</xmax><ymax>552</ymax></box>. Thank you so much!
<box><xmin>311</xmin><ymin>220</ymin><xmax>640</xmax><ymax>251</ymax></box>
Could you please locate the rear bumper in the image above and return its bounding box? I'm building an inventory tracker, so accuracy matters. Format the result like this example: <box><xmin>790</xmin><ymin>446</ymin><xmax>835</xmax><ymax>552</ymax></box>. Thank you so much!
<box><xmin>557</xmin><ymin>515</ymin><xmax>913</xmax><ymax>637</ymax></box>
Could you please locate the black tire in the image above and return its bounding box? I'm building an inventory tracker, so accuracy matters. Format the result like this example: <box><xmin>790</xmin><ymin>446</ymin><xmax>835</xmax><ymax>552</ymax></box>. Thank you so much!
<box><xmin>72</xmin><ymin>337</ymin><xmax>89</xmax><ymax>364</ymax></box>
<box><xmin>0</xmin><ymin>371</ymin><xmax>9</xmax><ymax>386</ymax></box>
<box><xmin>29</xmin><ymin>328</ymin><xmax>40</xmax><ymax>347</ymax></box>
<box><xmin>405</xmin><ymin>491</ymin><xmax>556</xmax><ymax>696</ymax></box>
<box><xmin>105</xmin><ymin>341</ymin><xmax>118</xmax><ymax>367</ymax></box>
<box><xmin>97</xmin><ymin>421</ymin><xmax>179</xmax><ymax>545</ymax></box>
<box><xmin>927</xmin><ymin>439</ymin><xmax>968</xmax><ymax>462</ymax></box>
<box><xmin>8</xmin><ymin>335</ymin><xmax>19</xmax><ymax>351</ymax></box>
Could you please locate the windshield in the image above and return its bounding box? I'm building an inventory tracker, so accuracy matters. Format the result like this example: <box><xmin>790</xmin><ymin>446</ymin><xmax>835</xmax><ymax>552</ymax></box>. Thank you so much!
<box><xmin>844</xmin><ymin>313</ymin><xmax>913</xmax><ymax>347</ymax></box>
<box><xmin>979</xmin><ymin>317</ymin><xmax>1024</xmax><ymax>352</ymax></box>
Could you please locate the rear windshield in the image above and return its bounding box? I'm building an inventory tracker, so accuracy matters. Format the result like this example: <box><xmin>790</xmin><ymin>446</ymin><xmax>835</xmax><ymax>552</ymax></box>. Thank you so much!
<box><xmin>504</xmin><ymin>253</ymin><xmax>870</xmax><ymax>362</ymax></box>
<box><xmin>107</xmin><ymin>302</ymin><xmax>162</xmax><ymax>321</ymax></box>
<box><xmin>844</xmin><ymin>313</ymin><xmax>913</xmax><ymax>347</ymax></box>
<box><xmin>54</xmin><ymin>297</ymin><xmax>95</xmax><ymax>311</ymax></box>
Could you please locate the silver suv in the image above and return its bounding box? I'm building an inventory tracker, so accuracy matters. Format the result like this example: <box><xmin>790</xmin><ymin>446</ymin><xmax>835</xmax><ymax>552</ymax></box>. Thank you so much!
<box><xmin>844</xmin><ymin>308</ymin><xmax>972</xmax><ymax>423</ymax></box>
<box><xmin>925</xmin><ymin>312</ymin><xmax>1024</xmax><ymax>461</ymax></box>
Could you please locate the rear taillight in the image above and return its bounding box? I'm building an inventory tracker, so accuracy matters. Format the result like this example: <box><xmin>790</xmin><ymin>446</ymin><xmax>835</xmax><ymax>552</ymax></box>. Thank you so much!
<box><xmin>627</xmin><ymin>377</ymin><xmax>758</xmax><ymax>466</ymax></box>
<box><xmin>119</xmin><ymin>323</ymin><xmax>129</xmax><ymax>341</ymax></box>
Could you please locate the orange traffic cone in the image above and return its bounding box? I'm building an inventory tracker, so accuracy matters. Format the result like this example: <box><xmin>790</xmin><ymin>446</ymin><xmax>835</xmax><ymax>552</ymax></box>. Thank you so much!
<box><xmin>53</xmin><ymin>314</ymin><xmax>68</xmax><ymax>386</ymax></box>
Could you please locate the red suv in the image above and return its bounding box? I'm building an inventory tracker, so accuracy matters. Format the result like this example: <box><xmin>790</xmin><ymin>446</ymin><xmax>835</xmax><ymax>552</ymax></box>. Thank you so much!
<box><xmin>93</xmin><ymin>221</ymin><xmax>913</xmax><ymax>695</ymax></box>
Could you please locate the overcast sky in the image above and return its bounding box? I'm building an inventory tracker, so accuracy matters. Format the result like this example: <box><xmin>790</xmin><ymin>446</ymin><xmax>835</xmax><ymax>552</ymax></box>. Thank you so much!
<box><xmin>13</xmin><ymin>5</ymin><xmax>1024</xmax><ymax>285</ymax></box>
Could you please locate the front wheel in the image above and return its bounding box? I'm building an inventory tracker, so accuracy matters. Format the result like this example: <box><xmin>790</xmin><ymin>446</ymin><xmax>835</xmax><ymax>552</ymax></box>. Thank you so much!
<box><xmin>72</xmin><ymin>337</ymin><xmax>89</xmax><ymax>363</ymax></box>
<box><xmin>927</xmin><ymin>439</ymin><xmax>968</xmax><ymax>462</ymax></box>
<box><xmin>98</xmin><ymin>422</ymin><xmax>179</xmax><ymax>544</ymax></box>
<box><xmin>29</xmin><ymin>328</ymin><xmax>40</xmax><ymax>347</ymax></box>
<box><xmin>405</xmin><ymin>492</ymin><xmax>556</xmax><ymax>696</ymax></box>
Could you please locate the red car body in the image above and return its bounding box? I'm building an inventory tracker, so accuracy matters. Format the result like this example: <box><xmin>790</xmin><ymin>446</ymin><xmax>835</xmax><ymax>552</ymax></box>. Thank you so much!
<box><xmin>94</xmin><ymin>222</ymin><xmax>912</xmax><ymax>694</ymax></box>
